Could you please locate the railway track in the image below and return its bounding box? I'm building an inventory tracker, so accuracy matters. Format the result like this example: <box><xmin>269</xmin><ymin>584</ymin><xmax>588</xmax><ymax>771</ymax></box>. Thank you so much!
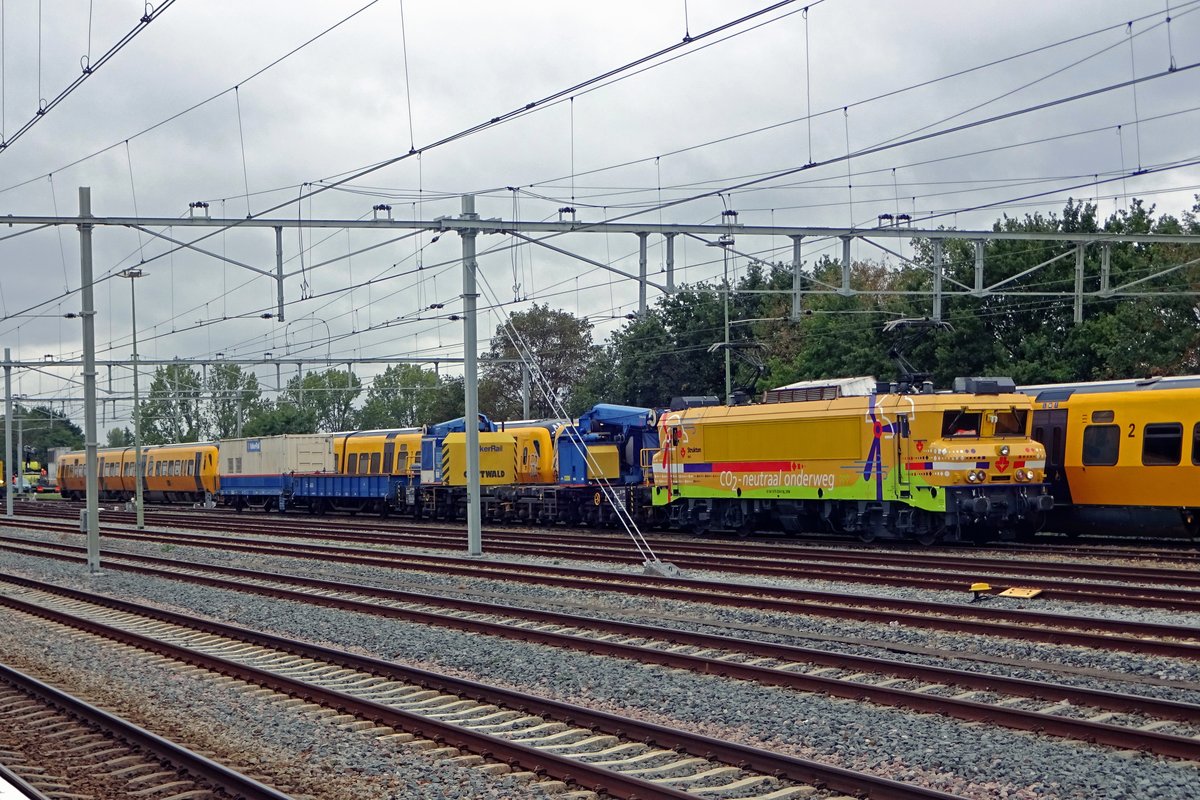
<box><xmin>0</xmin><ymin>575</ymin><xmax>960</xmax><ymax>800</ymax></box>
<box><xmin>3</xmin><ymin>539</ymin><xmax>1200</xmax><ymax>760</ymax></box>
<box><xmin>3</xmin><ymin>523</ymin><xmax>1199</xmax><ymax>660</ymax></box>
<box><xmin>14</xmin><ymin>505</ymin><xmax>1200</xmax><ymax>611</ymax></box>
<box><xmin>33</xmin><ymin>498</ymin><xmax>1200</xmax><ymax>560</ymax></box>
<box><xmin>0</xmin><ymin>658</ymin><xmax>292</xmax><ymax>800</ymax></box>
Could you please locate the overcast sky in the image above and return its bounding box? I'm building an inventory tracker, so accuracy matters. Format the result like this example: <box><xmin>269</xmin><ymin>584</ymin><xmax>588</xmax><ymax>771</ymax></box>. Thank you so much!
<box><xmin>0</xmin><ymin>0</ymin><xmax>1197</xmax><ymax>429</ymax></box>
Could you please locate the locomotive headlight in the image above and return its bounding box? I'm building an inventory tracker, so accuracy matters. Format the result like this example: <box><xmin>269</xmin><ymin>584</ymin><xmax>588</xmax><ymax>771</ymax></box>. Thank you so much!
<box><xmin>975</xmin><ymin>470</ymin><xmax>989</xmax><ymax>483</ymax></box>
<box><xmin>1014</xmin><ymin>469</ymin><xmax>1029</xmax><ymax>482</ymax></box>
<box><xmin>999</xmin><ymin>445</ymin><xmax>1010</xmax><ymax>456</ymax></box>
<box><xmin>967</xmin><ymin>471</ymin><xmax>979</xmax><ymax>483</ymax></box>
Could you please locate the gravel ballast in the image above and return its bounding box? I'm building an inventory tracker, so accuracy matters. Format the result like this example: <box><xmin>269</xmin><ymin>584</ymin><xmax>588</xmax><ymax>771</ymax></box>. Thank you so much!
<box><xmin>1</xmin><ymin>527</ymin><xmax>1198</xmax><ymax>799</ymax></box>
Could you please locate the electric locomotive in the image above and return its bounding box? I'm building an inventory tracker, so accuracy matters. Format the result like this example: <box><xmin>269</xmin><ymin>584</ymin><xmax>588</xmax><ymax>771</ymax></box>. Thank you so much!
<box><xmin>652</xmin><ymin>377</ymin><xmax>1052</xmax><ymax>543</ymax></box>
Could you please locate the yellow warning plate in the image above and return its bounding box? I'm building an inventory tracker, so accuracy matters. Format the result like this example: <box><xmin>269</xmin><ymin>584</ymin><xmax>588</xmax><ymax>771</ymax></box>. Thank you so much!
<box><xmin>999</xmin><ymin>587</ymin><xmax>1043</xmax><ymax>598</ymax></box>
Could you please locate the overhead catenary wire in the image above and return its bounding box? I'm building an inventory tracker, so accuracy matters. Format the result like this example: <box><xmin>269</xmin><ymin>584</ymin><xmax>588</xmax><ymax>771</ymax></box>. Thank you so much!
<box><xmin>9</xmin><ymin>2</ymin><xmax>1200</xmax><ymax>398</ymax></box>
<box><xmin>0</xmin><ymin>0</ymin><xmax>180</xmax><ymax>155</ymax></box>
<box><xmin>0</xmin><ymin>0</ymin><xmax>384</xmax><ymax>195</ymax></box>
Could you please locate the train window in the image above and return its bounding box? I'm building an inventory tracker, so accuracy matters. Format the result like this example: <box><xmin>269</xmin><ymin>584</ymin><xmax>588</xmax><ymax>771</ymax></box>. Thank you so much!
<box><xmin>369</xmin><ymin>453</ymin><xmax>381</xmax><ymax>474</ymax></box>
<box><xmin>235</xmin><ymin>457</ymin><xmax>242</xmax><ymax>473</ymax></box>
<box><xmin>346</xmin><ymin>453</ymin><xmax>358</xmax><ymax>475</ymax></box>
<box><xmin>226</xmin><ymin>458</ymin><xmax>235</xmax><ymax>474</ymax></box>
<box><xmin>992</xmin><ymin>409</ymin><xmax>1028</xmax><ymax>436</ymax></box>
<box><xmin>1142</xmin><ymin>423</ymin><xmax>1182</xmax><ymax>466</ymax></box>
<box><xmin>1082</xmin><ymin>425</ymin><xmax>1120</xmax><ymax>466</ymax></box>
<box><xmin>1091</xmin><ymin>410</ymin><xmax>1115</xmax><ymax>423</ymax></box>
<box><xmin>186</xmin><ymin>461</ymin><xmax>194</xmax><ymax>476</ymax></box>
<box><xmin>941</xmin><ymin>410</ymin><xmax>980</xmax><ymax>438</ymax></box>
<box><xmin>359</xmin><ymin>453</ymin><xmax>370</xmax><ymax>474</ymax></box>
<box><xmin>1193</xmin><ymin>423</ymin><xmax>1200</xmax><ymax>466</ymax></box>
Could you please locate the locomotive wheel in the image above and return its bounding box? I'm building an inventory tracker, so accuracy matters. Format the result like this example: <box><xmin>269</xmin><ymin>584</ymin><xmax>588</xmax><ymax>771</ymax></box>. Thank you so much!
<box><xmin>915</xmin><ymin>530</ymin><xmax>938</xmax><ymax>546</ymax></box>
<box><xmin>857</xmin><ymin>530</ymin><xmax>877</xmax><ymax>544</ymax></box>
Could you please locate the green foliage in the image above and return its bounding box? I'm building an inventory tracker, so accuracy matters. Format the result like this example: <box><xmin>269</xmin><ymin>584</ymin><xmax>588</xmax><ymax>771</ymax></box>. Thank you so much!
<box><xmin>241</xmin><ymin>402</ymin><xmax>318</xmax><ymax>436</ymax></box>
<box><xmin>137</xmin><ymin>364</ymin><xmax>204</xmax><ymax>444</ymax></box>
<box><xmin>0</xmin><ymin>404</ymin><xmax>84</xmax><ymax>467</ymax></box>
<box><xmin>279</xmin><ymin>368</ymin><xmax>362</xmax><ymax>432</ymax></box>
<box><xmin>580</xmin><ymin>197</ymin><xmax>1200</xmax><ymax>402</ymax></box>
<box><xmin>105</xmin><ymin>427</ymin><xmax>134</xmax><ymax>447</ymax></box>
<box><xmin>206</xmin><ymin>363</ymin><xmax>265</xmax><ymax>438</ymax></box>
<box><xmin>421</xmin><ymin>375</ymin><xmax>466</xmax><ymax>423</ymax></box>
<box><xmin>478</xmin><ymin>304</ymin><xmax>598</xmax><ymax>419</ymax></box>
<box><xmin>359</xmin><ymin>364</ymin><xmax>459</xmax><ymax>428</ymax></box>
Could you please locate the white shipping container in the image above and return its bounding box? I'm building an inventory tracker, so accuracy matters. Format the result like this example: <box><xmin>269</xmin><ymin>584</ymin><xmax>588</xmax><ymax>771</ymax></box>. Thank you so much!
<box><xmin>219</xmin><ymin>434</ymin><xmax>336</xmax><ymax>475</ymax></box>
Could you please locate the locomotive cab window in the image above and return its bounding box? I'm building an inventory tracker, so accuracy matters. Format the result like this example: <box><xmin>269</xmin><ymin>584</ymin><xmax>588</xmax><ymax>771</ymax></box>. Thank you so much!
<box><xmin>991</xmin><ymin>408</ymin><xmax>1028</xmax><ymax>436</ymax></box>
<box><xmin>1142</xmin><ymin>422</ymin><xmax>1182</xmax><ymax>466</ymax></box>
<box><xmin>941</xmin><ymin>410</ymin><xmax>981</xmax><ymax>438</ymax></box>
<box><xmin>1082</xmin><ymin>424</ymin><xmax>1120</xmax><ymax>466</ymax></box>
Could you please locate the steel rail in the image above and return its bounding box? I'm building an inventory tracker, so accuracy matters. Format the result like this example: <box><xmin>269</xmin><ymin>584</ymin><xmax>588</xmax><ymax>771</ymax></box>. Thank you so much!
<box><xmin>21</xmin><ymin>505</ymin><xmax>1200</xmax><ymax>603</ymax></box>
<box><xmin>5</xmin><ymin>569</ymin><xmax>1200</xmax><ymax>760</ymax></box>
<box><xmin>0</xmin><ymin>587</ymin><xmax>964</xmax><ymax>800</ymax></box>
<box><xmin>0</xmin><ymin>762</ymin><xmax>53</xmax><ymax>800</ymax></box>
<box><xmin>2</xmin><ymin>528</ymin><xmax>1198</xmax><ymax>659</ymax></box>
<box><xmin>0</xmin><ymin>662</ymin><xmax>294</xmax><ymax>800</ymax></box>
<box><xmin>26</xmin><ymin>502</ymin><xmax>1200</xmax><ymax>570</ymax></box>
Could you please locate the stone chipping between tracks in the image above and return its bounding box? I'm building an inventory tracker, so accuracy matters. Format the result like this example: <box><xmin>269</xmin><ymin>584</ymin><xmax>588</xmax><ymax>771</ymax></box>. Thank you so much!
<box><xmin>0</xmin><ymin>527</ymin><xmax>1198</xmax><ymax>799</ymax></box>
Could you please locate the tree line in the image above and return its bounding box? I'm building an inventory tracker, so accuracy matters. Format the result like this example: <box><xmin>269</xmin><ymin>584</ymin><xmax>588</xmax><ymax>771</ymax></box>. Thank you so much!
<box><xmin>122</xmin><ymin>197</ymin><xmax>1200</xmax><ymax>443</ymax></box>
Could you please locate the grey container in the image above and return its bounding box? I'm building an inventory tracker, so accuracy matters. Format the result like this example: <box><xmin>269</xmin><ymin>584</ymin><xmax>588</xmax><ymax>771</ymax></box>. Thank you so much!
<box><xmin>218</xmin><ymin>434</ymin><xmax>336</xmax><ymax>475</ymax></box>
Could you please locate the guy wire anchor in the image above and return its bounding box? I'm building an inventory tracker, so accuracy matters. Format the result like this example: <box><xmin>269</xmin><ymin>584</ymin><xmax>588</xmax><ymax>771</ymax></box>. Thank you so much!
<box><xmin>643</xmin><ymin>558</ymin><xmax>682</xmax><ymax>578</ymax></box>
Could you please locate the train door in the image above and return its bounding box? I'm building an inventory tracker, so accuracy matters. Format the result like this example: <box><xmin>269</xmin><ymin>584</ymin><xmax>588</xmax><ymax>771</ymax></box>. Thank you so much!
<box><xmin>383</xmin><ymin>438</ymin><xmax>396</xmax><ymax>474</ymax></box>
<box><xmin>1031</xmin><ymin>409</ymin><xmax>1071</xmax><ymax>504</ymax></box>
<box><xmin>893</xmin><ymin>413</ymin><xmax>913</xmax><ymax>497</ymax></box>
<box><xmin>192</xmin><ymin>452</ymin><xmax>203</xmax><ymax>493</ymax></box>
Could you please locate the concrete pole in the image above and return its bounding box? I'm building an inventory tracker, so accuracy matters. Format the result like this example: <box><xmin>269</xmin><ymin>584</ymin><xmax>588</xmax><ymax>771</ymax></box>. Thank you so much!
<box><xmin>790</xmin><ymin>235</ymin><xmax>803</xmax><ymax>321</ymax></box>
<box><xmin>665</xmin><ymin>233</ymin><xmax>676</xmax><ymax>294</ymax></box>
<box><xmin>16</xmin><ymin>418</ymin><xmax>22</xmax><ymax>491</ymax></box>
<box><xmin>1100</xmin><ymin>244</ymin><xmax>1111</xmax><ymax>295</ymax></box>
<box><xmin>4</xmin><ymin>348</ymin><xmax>12</xmax><ymax>518</ymax></box>
<box><xmin>461</xmin><ymin>195</ymin><xmax>482</xmax><ymax>557</ymax></box>
<box><xmin>839</xmin><ymin>236</ymin><xmax>852</xmax><ymax>296</ymax></box>
<box><xmin>637</xmin><ymin>232</ymin><xmax>648</xmax><ymax>314</ymax></box>
<box><xmin>130</xmin><ymin>274</ymin><xmax>144</xmax><ymax>530</ymax></box>
<box><xmin>723</xmin><ymin>245</ymin><xmax>731</xmax><ymax>405</ymax></box>
<box><xmin>973</xmin><ymin>240</ymin><xmax>985</xmax><ymax>295</ymax></box>
<box><xmin>932</xmin><ymin>239</ymin><xmax>943</xmax><ymax>321</ymax></box>
<box><xmin>521</xmin><ymin>362</ymin><xmax>530</xmax><ymax>420</ymax></box>
<box><xmin>79</xmin><ymin>187</ymin><xmax>101</xmax><ymax>573</ymax></box>
<box><xmin>274</xmin><ymin>226</ymin><xmax>285</xmax><ymax>322</ymax></box>
<box><xmin>1074</xmin><ymin>243</ymin><xmax>1085</xmax><ymax>324</ymax></box>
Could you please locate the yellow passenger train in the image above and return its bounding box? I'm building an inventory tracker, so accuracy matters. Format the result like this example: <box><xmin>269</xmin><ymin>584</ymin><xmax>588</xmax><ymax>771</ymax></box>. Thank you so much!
<box><xmin>1025</xmin><ymin>376</ymin><xmax>1200</xmax><ymax>536</ymax></box>
<box><xmin>58</xmin><ymin>443</ymin><xmax>219</xmax><ymax>503</ymax></box>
